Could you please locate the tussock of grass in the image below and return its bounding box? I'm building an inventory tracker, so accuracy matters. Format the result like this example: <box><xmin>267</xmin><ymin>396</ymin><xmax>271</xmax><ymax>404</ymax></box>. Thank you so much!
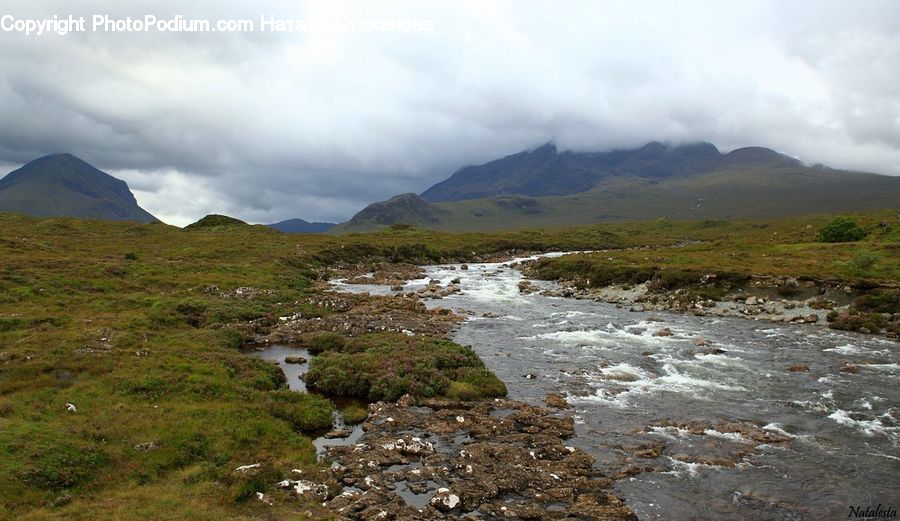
<box><xmin>305</xmin><ymin>333</ymin><xmax>507</xmax><ymax>402</ymax></box>
<box><xmin>340</xmin><ymin>404</ymin><xmax>369</xmax><ymax>425</ymax></box>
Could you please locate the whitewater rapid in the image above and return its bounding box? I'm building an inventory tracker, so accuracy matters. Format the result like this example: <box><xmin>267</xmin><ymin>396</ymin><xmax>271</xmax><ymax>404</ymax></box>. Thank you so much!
<box><xmin>336</xmin><ymin>255</ymin><xmax>899</xmax><ymax>520</ymax></box>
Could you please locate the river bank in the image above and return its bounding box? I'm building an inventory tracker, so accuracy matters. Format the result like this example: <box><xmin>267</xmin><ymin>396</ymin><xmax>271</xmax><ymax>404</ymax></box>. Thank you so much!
<box><xmin>332</xmin><ymin>255</ymin><xmax>899</xmax><ymax>520</ymax></box>
<box><xmin>330</xmin><ymin>255</ymin><xmax>900</xmax><ymax>339</ymax></box>
<box><xmin>242</xmin><ymin>284</ymin><xmax>639</xmax><ymax>520</ymax></box>
<box><xmin>2</xmin><ymin>212</ymin><xmax>894</xmax><ymax>519</ymax></box>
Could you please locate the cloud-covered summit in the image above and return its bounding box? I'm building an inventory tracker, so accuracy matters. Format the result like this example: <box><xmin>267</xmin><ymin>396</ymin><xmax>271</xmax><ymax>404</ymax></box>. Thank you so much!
<box><xmin>1</xmin><ymin>0</ymin><xmax>898</xmax><ymax>225</ymax></box>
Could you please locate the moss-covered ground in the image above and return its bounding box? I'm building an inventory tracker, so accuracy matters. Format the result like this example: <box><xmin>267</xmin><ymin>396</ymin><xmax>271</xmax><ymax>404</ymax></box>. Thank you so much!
<box><xmin>0</xmin><ymin>209</ymin><xmax>896</xmax><ymax>518</ymax></box>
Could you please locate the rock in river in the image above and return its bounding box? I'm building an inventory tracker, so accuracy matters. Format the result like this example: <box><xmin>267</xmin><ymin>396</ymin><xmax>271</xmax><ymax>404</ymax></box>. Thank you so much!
<box><xmin>321</xmin><ymin>398</ymin><xmax>637</xmax><ymax>520</ymax></box>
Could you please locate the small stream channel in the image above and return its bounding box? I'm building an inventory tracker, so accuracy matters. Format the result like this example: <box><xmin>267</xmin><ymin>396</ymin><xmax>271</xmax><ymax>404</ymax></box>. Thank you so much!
<box><xmin>251</xmin><ymin>345</ymin><xmax>365</xmax><ymax>459</ymax></box>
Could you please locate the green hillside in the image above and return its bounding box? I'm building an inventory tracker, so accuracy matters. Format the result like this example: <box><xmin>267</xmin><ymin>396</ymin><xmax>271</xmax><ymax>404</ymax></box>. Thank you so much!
<box><xmin>335</xmin><ymin>162</ymin><xmax>900</xmax><ymax>233</ymax></box>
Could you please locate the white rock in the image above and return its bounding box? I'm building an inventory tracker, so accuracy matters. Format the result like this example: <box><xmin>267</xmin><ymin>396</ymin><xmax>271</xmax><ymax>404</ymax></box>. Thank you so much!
<box><xmin>277</xmin><ymin>478</ymin><xmax>329</xmax><ymax>498</ymax></box>
<box><xmin>430</xmin><ymin>488</ymin><xmax>461</xmax><ymax>510</ymax></box>
<box><xmin>234</xmin><ymin>463</ymin><xmax>261</xmax><ymax>473</ymax></box>
<box><xmin>65</xmin><ymin>403</ymin><xmax>77</xmax><ymax>412</ymax></box>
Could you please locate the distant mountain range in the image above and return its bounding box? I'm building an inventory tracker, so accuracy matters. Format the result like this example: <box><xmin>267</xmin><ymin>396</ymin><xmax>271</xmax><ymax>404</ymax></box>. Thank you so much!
<box><xmin>333</xmin><ymin>142</ymin><xmax>900</xmax><ymax>233</ymax></box>
<box><xmin>0</xmin><ymin>154</ymin><xmax>335</xmax><ymax>231</ymax></box>
<box><xmin>267</xmin><ymin>218</ymin><xmax>336</xmax><ymax>234</ymax></box>
<box><xmin>0</xmin><ymin>153</ymin><xmax>157</xmax><ymax>223</ymax></box>
<box><xmin>421</xmin><ymin>142</ymin><xmax>740</xmax><ymax>202</ymax></box>
<box><xmin>3</xmin><ymin>144</ymin><xmax>898</xmax><ymax>233</ymax></box>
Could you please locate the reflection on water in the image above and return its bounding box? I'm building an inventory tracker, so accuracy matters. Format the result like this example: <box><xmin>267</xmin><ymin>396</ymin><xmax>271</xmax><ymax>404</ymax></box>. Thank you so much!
<box><xmin>251</xmin><ymin>344</ymin><xmax>371</xmax><ymax>460</ymax></box>
<box><xmin>251</xmin><ymin>344</ymin><xmax>312</xmax><ymax>392</ymax></box>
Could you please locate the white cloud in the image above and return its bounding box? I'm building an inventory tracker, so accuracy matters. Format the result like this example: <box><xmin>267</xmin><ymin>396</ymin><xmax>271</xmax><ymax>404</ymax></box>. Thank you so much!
<box><xmin>1</xmin><ymin>0</ymin><xmax>898</xmax><ymax>224</ymax></box>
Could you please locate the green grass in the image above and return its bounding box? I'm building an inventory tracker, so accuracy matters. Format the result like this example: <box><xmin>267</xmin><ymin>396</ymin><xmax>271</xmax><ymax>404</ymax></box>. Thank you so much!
<box><xmin>0</xmin><ymin>211</ymin><xmax>631</xmax><ymax>518</ymax></box>
<box><xmin>305</xmin><ymin>333</ymin><xmax>507</xmax><ymax>402</ymax></box>
<box><xmin>0</xmin><ymin>209</ymin><xmax>896</xmax><ymax>518</ymax></box>
<box><xmin>527</xmin><ymin>211</ymin><xmax>899</xmax><ymax>287</ymax></box>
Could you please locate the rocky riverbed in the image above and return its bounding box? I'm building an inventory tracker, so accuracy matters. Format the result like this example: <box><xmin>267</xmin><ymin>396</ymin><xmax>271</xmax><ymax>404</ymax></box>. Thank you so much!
<box><xmin>240</xmin><ymin>252</ymin><xmax>898</xmax><ymax>520</ymax></box>
<box><xmin>329</xmin><ymin>254</ymin><xmax>899</xmax><ymax>520</ymax></box>
<box><xmin>329</xmin><ymin>258</ymin><xmax>898</xmax><ymax>338</ymax></box>
<box><xmin>322</xmin><ymin>396</ymin><xmax>637</xmax><ymax>520</ymax></box>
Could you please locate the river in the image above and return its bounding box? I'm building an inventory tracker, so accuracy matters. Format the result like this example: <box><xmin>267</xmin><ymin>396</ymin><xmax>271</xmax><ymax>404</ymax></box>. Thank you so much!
<box><xmin>334</xmin><ymin>255</ymin><xmax>899</xmax><ymax>520</ymax></box>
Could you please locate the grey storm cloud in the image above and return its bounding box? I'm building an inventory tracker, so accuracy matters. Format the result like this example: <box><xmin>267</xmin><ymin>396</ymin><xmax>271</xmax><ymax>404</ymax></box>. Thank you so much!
<box><xmin>1</xmin><ymin>0</ymin><xmax>899</xmax><ymax>225</ymax></box>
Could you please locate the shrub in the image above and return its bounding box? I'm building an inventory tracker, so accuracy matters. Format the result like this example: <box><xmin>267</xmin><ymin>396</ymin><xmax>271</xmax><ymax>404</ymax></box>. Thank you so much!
<box><xmin>225</xmin><ymin>463</ymin><xmax>282</xmax><ymax>502</ymax></box>
<box><xmin>340</xmin><ymin>403</ymin><xmax>368</xmax><ymax>424</ymax></box>
<box><xmin>849</xmin><ymin>251</ymin><xmax>879</xmax><ymax>274</ymax></box>
<box><xmin>456</xmin><ymin>368</ymin><xmax>507</xmax><ymax>398</ymax></box>
<box><xmin>148</xmin><ymin>298</ymin><xmax>208</xmax><ymax>328</ymax></box>
<box><xmin>266</xmin><ymin>389</ymin><xmax>334</xmax><ymax>432</ymax></box>
<box><xmin>0</xmin><ymin>317</ymin><xmax>25</xmax><ymax>332</ymax></box>
<box><xmin>827</xmin><ymin>310</ymin><xmax>886</xmax><ymax>333</ymax></box>
<box><xmin>121</xmin><ymin>375</ymin><xmax>166</xmax><ymax>398</ymax></box>
<box><xmin>819</xmin><ymin>217</ymin><xmax>866</xmax><ymax>243</ymax></box>
<box><xmin>854</xmin><ymin>289</ymin><xmax>899</xmax><ymax>314</ymax></box>
<box><xmin>305</xmin><ymin>333</ymin><xmax>503</xmax><ymax>401</ymax></box>
<box><xmin>306</xmin><ymin>332</ymin><xmax>347</xmax><ymax>354</ymax></box>
<box><xmin>19</xmin><ymin>446</ymin><xmax>109</xmax><ymax>491</ymax></box>
<box><xmin>446</xmin><ymin>381</ymin><xmax>478</xmax><ymax>401</ymax></box>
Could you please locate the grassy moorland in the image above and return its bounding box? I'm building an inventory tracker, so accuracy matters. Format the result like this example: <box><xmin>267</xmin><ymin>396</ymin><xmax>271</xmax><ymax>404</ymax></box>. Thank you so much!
<box><xmin>0</xmin><ymin>212</ymin><xmax>630</xmax><ymax>520</ymax></box>
<box><xmin>0</xmin><ymin>209</ymin><xmax>897</xmax><ymax>519</ymax></box>
<box><xmin>529</xmin><ymin>211</ymin><xmax>899</xmax><ymax>285</ymax></box>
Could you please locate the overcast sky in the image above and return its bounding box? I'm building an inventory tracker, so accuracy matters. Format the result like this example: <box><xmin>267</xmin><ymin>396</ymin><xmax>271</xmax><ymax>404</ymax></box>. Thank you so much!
<box><xmin>1</xmin><ymin>0</ymin><xmax>898</xmax><ymax>226</ymax></box>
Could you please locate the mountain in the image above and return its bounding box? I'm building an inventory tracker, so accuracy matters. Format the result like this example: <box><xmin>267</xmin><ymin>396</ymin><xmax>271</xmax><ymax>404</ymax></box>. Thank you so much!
<box><xmin>267</xmin><ymin>218</ymin><xmax>336</xmax><ymax>234</ymax></box>
<box><xmin>0</xmin><ymin>153</ymin><xmax>157</xmax><ymax>223</ymax></box>
<box><xmin>335</xmin><ymin>142</ymin><xmax>900</xmax><ymax>233</ymax></box>
<box><xmin>421</xmin><ymin>141</ymin><xmax>799</xmax><ymax>202</ymax></box>
<box><xmin>184</xmin><ymin>214</ymin><xmax>249</xmax><ymax>231</ymax></box>
<box><xmin>330</xmin><ymin>193</ymin><xmax>449</xmax><ymax>233</ymax></box>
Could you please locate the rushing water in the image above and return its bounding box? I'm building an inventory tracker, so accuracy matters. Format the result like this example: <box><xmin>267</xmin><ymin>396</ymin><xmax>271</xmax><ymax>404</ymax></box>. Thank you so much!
<box><xmin>338</xmin><ymin>255</ymin><xmax>899</xmax><ymax>520</ymax></box>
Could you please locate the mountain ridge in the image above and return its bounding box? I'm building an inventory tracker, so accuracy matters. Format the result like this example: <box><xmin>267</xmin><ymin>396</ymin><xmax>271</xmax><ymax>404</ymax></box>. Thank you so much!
<box><xmin>420</xmin><ymin>142</ymin><xmax>804</xmax><ymax>203</ymax></box>
<box><xmin>0</xmin><ymin>153</ymin><xmax>157</xmax><ymax>223</ymax></box>
<box><xmin>334</xmin><ymin>141</ymin><xmax>900</xmax><ymax>233</ymax></box>
<box><xmin>267</xmin><ymin>218</ymin><xmax>336</xmax><ymax>234</ymax></box>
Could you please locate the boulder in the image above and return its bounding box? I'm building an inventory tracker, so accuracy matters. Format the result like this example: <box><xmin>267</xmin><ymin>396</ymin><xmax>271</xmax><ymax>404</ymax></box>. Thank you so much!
<box><xmin>323</xmin><ymin>429</ymin><xmax>352</xmax><ymax>439</ymax></box>
<box><xmin>545</xmin><ymin>393</ymin><xmax>569</xmax><ymax>408</ymax></box>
